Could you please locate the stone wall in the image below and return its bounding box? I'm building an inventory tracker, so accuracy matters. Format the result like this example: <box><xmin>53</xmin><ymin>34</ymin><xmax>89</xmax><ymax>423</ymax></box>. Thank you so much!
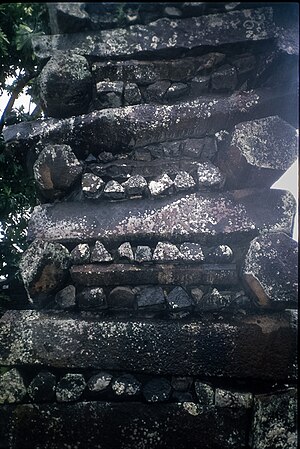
<box><xmin>0</xmin><ymin>3</ymin><xmax>298</xmax><ymax>448</ymax></box>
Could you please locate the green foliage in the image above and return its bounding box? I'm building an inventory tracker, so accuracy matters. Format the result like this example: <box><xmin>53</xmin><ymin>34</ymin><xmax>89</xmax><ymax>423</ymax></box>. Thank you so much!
<box><xmin>0</xmin><ymin>3</ymin><xmax>49</xmax><ymax>302</ymax></box>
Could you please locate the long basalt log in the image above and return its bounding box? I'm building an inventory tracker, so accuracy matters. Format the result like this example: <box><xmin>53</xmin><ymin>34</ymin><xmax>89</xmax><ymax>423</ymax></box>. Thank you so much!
<box><xmin>1</xmin><ymin>401</ymin><xmax>249</xmax><ymax>449</ymax></box>
<box><xmin>27</xmin><ymin>189</ymin><xmax>295</xmax><ymax>245</ymax></box>
<box><xmin>3</xmin><ymin>87</ymin><xmax>297</xmax><ymax>156</ymax></box>
<box><xmin>32</xmin><ymin>8</ymin><xmax>276</xmax><ymax>60</ymax></box>
<box><xmin>70</xmin><ymin>263</ymin><xmax>238</xmax><ymax>286</ymax></box>
<box><xmin>0</xmin><ymin>310</ymin><xmax>297</xmax><ymax>380</ymax></box>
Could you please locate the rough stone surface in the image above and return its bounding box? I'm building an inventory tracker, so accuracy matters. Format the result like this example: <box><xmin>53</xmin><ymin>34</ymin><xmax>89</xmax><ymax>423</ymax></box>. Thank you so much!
<box><xmin>55</xmin><ymin>285</ymin><xmax>76</xmax><ymax>310</ymax></box>
<box><xmin>0</xmin><ymin>401</ymin><xmax>250</xmax><ymax>449</ymax></box>
<box><xmin>179</xmin><ymin>242</ymin><xmax>205</xmax><ymax>262</ymax></box>
<box><xmin>211</xmin><ymin>64</ymin><xmax>238</xmax><ymax>91</ymax></box>
<box><xmin>215</xmin><ymin>388</ymin><xmax>253</xmax><ymax>408</ymax></box>
<box><xmin>33</xmin><ymin>144</ymin><xmax>82</xmax><ymax>200</ymax></box>
<box><xmin>70</xmin><ymin>243</ymin><xmax>90</xmax><ymax>265</ymax></box>
<box><xmin>107</xmin><ymin>287</ymin><xmax>135</xmax><ymax>310</ymax></box>
<box><xmin>76</xmin><ymin>287</ymin><xmax>107</xmax><ymax>310</ymax></box>
<box><xmin>136</xmin><ymin>286</ymin><xmax>165</xmax><ymax>311</ymax></box>
<box><xmin>148</xmin><ymin>174</ymin><xmax>173</xmax><ymax>196</ymax></box>
<box><xmin>82</xmin><ymin>173</ymin><xmax>105</xmax><ymax>198</ymax></box>
<box><xmin>145</xmin><ymin>80</ymin><xmax>171</xmax><ymax>103</ymax></box>
<box><xmin>171</xmin><ymin>376</ymin><xmax>193</xmax><ymax>392</ymax></box>
<box><xmin>111</xmin><ymin>374</ymin><xmax>141</xmax><ymax>398</ymax></box>
<box><xmin>243</xmin><ymin>232</ymin><xmax>298</xmax><ymax>309</ymax></box>
<box><xmin>124</xmin><ymin>83</ymin><xmax>142</xmax><ymax>105</ymax></box>
<box><xmin>4</xmin><ymin>87</ymin><xmax>297</xmax><ymax>155</ymax></box>
<box><xmin>92</xmin><ymin>53</ymin><xmax>226</xmax><ymax>85</ymax></box>
<box><xmin>173</xmin><ymin>171</ymin><xmax>196</xmax><ymax>192</ymax></box>
<box><xmin>198</xmin><ymin>288</ymin><xmax>232</xmax><ymax>311</ymax></box>
<box><xmin>71</xmin><ymin>264</ymin><xmax>238</xmax><ymax>287</ymax></box>
<box><xmin>56</xmin><ymin>373</ymin><xmax>86</xmax><ymax>402</ymax></box>
<box><xmin>190</xmin><ymin>75</ymin><xmax>210</xmax><ymax>94</ymax></box>
<box><xmin>194</xmin><ymin>382</ymin><xmax>215</xmax><ymax>406</ymax></box>
<box><xmin>27</xmin><ymin>190</ymin><xmax>296</xmax><ymax>245</ymax></box>
<box><xmin>87</xmin><ymin>372</ymin><xmax>112</xmax><ymax>395</ymax></box>
<box><xmin>39</xmin><ymin>53</ymin><xmax>92</xmax><ymax>118</ymax></box>
<box><xmin>91</xmin><ymin>241</ymin><xmax>113</xmax><ymax>263</ymax></box>
<box><xmin>197</xmin><ymin>161</ymin><xmax>226</xmax><ymax>190</ymax></box>
<box><xmin>103</xmin><ymin>180</ymin><xmax>125</xmax><ymax>200</ymax></box>
<box><xmin>215</xmin><ymin>116</ymin><xmax>298</xmax><ymax>189</ymax></box>
<box><xmin>96</xmin><ymin>81</ymin><xmax>124</xmax><ymax>108</ymax></box>
<box><xmin>116</xmin><ymin>242</ymin><xmax>134</xmax><ymax>262</ymax></box>
<box><xmin>32</xmin><ymin>8</ymin><xmax>276</xmax><ymax>60</ymax></box>
<box><xmin>122</xmin><ymin>175</ymin><xmax>147</xmax><ymax>197</ymax></box>
<box><xmin>166</xmin><ymin>287</ymin><xmax>193</xmax><ymax>312</ymax></box>
<box><xmin>135</xmin><ymin>246</ymin><xmax>152</xmax><ymax>263</ymax></box>
<box><xmin>206</xmin><ymin>245</ymin><xmax>234</xmax><ymax>263</ymax></box>
<box><xmin>0</xmin><ymin>310</ymin><xmax>297</xmax><ymax>380</ymax></box>
<box><xmin>165</xmin><ymin>83</ymin><xmax>189</xmax><ymax>101</ymax></box>
<box><xmin>19</xmin><ymin>240</ymin><xmax>70</xmax><ymax>303</ymax></box>
<box><xmin>251</xmin><ymin>388</ymin><xmax>297</xmax><ymax>449</ymax></box>
<box><xmin>152</xmin><ymin>242</ymin><xmax>182</xmax><ymax>262</ymax></box>
<box><xmin>143</xmin><ymin>378</ymin><xmax>172</xmax><ymax>402</ymax></box>
<box><xmin>0</xmin><ymin>369</ymin><xmax>26</xmax><ymax>404</ymax></box>
<box><xmin>27</xmin><ymin>371</ymin><xmax>56</xmax><ymax>402</ymax></box>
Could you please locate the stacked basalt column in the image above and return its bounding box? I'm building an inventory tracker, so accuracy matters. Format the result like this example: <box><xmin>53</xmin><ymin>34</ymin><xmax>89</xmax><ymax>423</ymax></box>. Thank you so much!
<box><xmin>0</xmin><ymin>3</ymin><xmax>298</xmax><ymax>449</ymax></box>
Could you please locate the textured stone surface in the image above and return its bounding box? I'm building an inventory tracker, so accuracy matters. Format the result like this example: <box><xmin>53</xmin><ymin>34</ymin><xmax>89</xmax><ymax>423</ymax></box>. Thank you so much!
<box><xmin>136</xmin><ymin>286</ymin><xmax>165</xmax><ymax>311</ymax></box>
<box><xmin>206</xmin><ymin>245</ymin><xmax>233</xmax><ymax>263</ymax></box>
<box><xmin>91</xmin><ymin>241</ymin><xmax>113</xmax><ymax>263</ymax></box>
<box><xmin>166</xmin><ymin>286</ymin><xmax>193</xmax><ymax>311</ymax></box>
<box><xmin>1</xmin><ymin>401</ymin><xmax>250</xmax><ymax>449</ymax></box>
<box><xmin>27</xmin><ymin>371</ymin><xmax>56</xmax><ymax>402</ymax></box>
<box><xmin>107</xmin><ymin>287</ymin><xmax>135</xmax><ymax>310</ymax></box>
<box><xmin>116</xmin><ymin>242</ymin><xmax>134</xmax><ymax>262</ymax></box>
<box><xmin>87</xmin><ymin>372</ymin><xmax>112</xmax><ymax>395</ymax></box>
<box><xmin>33</xmin><ymin>144</ymin><xmax>82</xmax><ymax>200</ymax></box>
<box><xmin>143</xmin><ymin>378</ymin><xmax>172</xmax><ymax>402</ymax></box>
<box><xmin>82</xmin><ymin>173</ymin><xmax>105</xmax><ymax>199</ymax></box>
<box><xmin>111</xmin><ymin>374</ymin><xmax>141</xmax><ymax>399</ymax></box>
<box><xmin>32</xmin><ymin>8</ymin><xmax>276</xmax><ymax>59</ymax></box>
<box><xmin>19</xmin><ymin>240</ymin><xmax>70</xmax><ymax>303</ymax></box>
<box><xmin>250</xmin><ymin>388</ymin><xmax>297</xmax><ymax>449</ymax></box>
<box><xmin>243</xmin><ymin>232</ymin><xmax>298</xmax><ymax>309</ymax></box>
<box><xmin>197</xmin><ymin>161</ymin><xmax>225</xmax><ymax>190</ymax></box>
<box><xmin>56</xmin><ymin>373</ymin><xmax>86</xmax><ymax>402</ymax></box>
<box><xmin>103</xmin><ymin>180</ymin><xmax>125</xmax><ymax>200</ymax></box>
<box><xmin>194</xmin><ymin>382</ymin><xmax>215</xmax><ymax>406</ymax></box>
<box><xmin>135</xmin><ymin>245</ymin><xmax>152</xmax><ymax>263</ymax></box>
<box><xmin>171</xmin><ymin>376</ymin><xmax>193</xmax><ymax>392</ymax></box>
<box><xmin>96</xmin><ymin>81</ymin><xmax>124</xmax><ymax>109</ymax></box>
<box><xmin>148</xmin><ymin>173</ymin><xmax>173</xmax><ymax>196</ymax></box>
<box><xmin>215</xmin><ymin>388</ymin><xmax>253</xmax><ymax>408</ymax></box>
<box><xmin>4</xmin><ymin>87</ymin><xmax>296</xmax><ymax>156</ymax></box>
<box><xmin>122</xmin><ymin>175</ymin><xmax>147</xmax><ymax>197</ymax></box>
<box><xmin>211</xmin><ymin>64</ymin><xmax>238</xmax><ymax>91</ymax></box>
<box><xmin>0</xmin><ymin>310</ymin><xmax>297</xmax><ymax>380</ymax></box>
<box><xmin>124</xmin><ymin>83</ymin><xmax>142</xmax><ymax>105</ymax></box>
<box><xmin>174</xmin><ymin>171</ymin><xmax>196</xmax><ymax>192</ymax></box>
<box><xmin>76</xmin><ymin>287</ymin><xmax>107</xmax><ymax>310</ymax></box>
<box><xmin>70</xmin><ymin>263</ymin><xmax>238</xmax><ymax>287</ymax></box>
<box><xmin>198</xmin><ymin>288</ymin><xmax>232</xmax><ymax>312</ymax></box>
<box><xmin>27</xmin><ymin>189</ymin><xmax>296</xmax><ymax>245</ymax></box>
<box><xmin>39</xmin><ymin>53</ymin><xmax>92</xmax><ymax>118</ymax></box>
<box><xmin>215</xmin><ymin>116</ymin><xmax>298</xmax><ymax>189</ymax></box>
<box><xmin>70</xmin><ymin>243</ymin><xmax>90</xmax><ymax>264</ymax></box>
<box><xmin>152</xmin><ymin>242</ymin><xmax>182</xmax><ymax>262</ymax></box>
<box><xmin>179</xmin><ymin>242</ymin><xmax>205</xmax><ymax>262</ymax></box>
<box><xmin>55</xmin><ymin>285</ymin><xmax>76</xmax><ymax>310</ymax></box>
<box><xmin>0</xmin><ymin>369</ymin><xmax>26</xmax><ymax>404</ymax></box>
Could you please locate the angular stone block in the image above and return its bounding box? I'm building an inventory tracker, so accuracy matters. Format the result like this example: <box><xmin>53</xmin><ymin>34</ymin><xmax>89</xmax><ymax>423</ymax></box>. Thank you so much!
<box><xmin>1</xmin><ymin>401</ymin><xmax>250</xmax><ymax>449</ymax></box>
<box><xmin>0</xmin><ymin>369</ymin><xmax>26</xmax><ymax>404</ymax></box>
<box><xmin>243</xmin><ymin>232</ymin><xmax>298</xmax><ymax>309</ymax></box>
<box><xmin>27</xmin><ymin>371</ymin><xmax>56</xmax><ymax>402</ymax></box>
<box><xmin>70</xmin><ymin>263</ymin><xmax>238</xmax><ymax>287</ymax></box>
<box><xmin>27</xmin><ymin>189</ymin><xmax>296</xmax><ymax>245</ymax></box>
<box><xmin>33</xmin><ymin>144</ymin><xmax>82</xmax><ymax>200</ymax></box>
<box><xmin>250</xmin><ymin>388</ymin><xmax>297</xmax><ymax>449</ymax></box>
<box><xmin>0</xmin><ymin>310</ymin><xmax>297</xmax><ymax>380</ymax></box>
<box><xmin>32</xmin><ymin>8</ymin><xmax>276</xmax><ymax>59</ymax></box>
<box><xmin>215</xmin><ymin>116</ymin><xmax>298</xmax><ymax>189</ymax></box>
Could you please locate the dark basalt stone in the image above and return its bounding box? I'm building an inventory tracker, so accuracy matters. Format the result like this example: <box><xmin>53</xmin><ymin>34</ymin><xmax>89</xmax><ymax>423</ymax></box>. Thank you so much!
<box><xmin>136</xmin><ymin>286</ymin><xmax>165</xmax><ymax>311</ymax></box>
<box><xmin>171</xmin><ymin>376</ymin><xmax>193</xmax><ymax>392</ymax></box>
<box><xmin>96</xmin><ymin>81</ymin><xmax>124</xmax><ymax>109</ymax></box>
<box><xmin>27</xmin><ymin>371</ymin><xmax>56</xmax><ymax>402</ymax></box>
<box><xmin>27</xmin><ymin>189</ymin><xmax>296</xmax><ymax>245</ymax></box>
<box><xmin>4</xmin><ymin>87</ymin><xmax>297</xmax><ymax>156</ymax></box>
<box><xmin>0</xmin><ymin>369</ymin><xmax>26</xmax><ymax>404</ymax></box>
<box><xmin>82</xmin><ymin>173</ymin><xmax>105</xmax><ymax>199</ymax></box>
<box><xmin>215</xmin><ymin>116</ymin><xmax>298</xmax><ymax>189</ymax></box>
<box><xmin>211</xmin><ymin>64</ymin><xmax>238</xmax><ymax>92</ymax></box>
<box><xmin>143</xmin><ymin>378</ymin><xmax>172</xmax><ymax>402</ymax></box>
<box><xmin>206</xmin><ymin>245</ymin><xmax>234</xmax><ymax>264</ymax></box>
<box><xmin>56</xmin><ymin>373</ymin><xmax>86</xmax><ymax>402</ymax></box>
<box><xmin>166</xmin><ymin>286</ymin><xmax>194</xmax><ymax>312</ymax></box>
<box><xmin>194</xmin><ymin>382</ymin><xmax>214</xmax><ymax>406</ymax></box>
<box><xmin>0</xmin><ymin>310</ymin><xmax>297</xmax><ymax>380</ymax></box>
<box><xmin>70</xmin><ymin>243</ymin><xmax>91</xmax><ymax>264</ymax></box>
<box><xmin>215</xmin><ymin>388</ymin><xmax>253</xmax><ymax>408</ymax></box>
<box><xmin>39</xmin><ymin>53</ymin><xmax>92</xmax><ymax>118</ymax></box>
<box><xmin>108</xmin><ymin>287</ymin><xmax>135</xmax><ymax>310</ymax></box>
<box><xmin>55</xmin><ymin>285</ymin><xmax>76</xmax><ymax>310</ymax></box>
<box><xmin>0</xmin><ymin>400</ymin><xmax>250</xmax><ymax>449</ymax></box>
<box><xmin>144</xmin><ymin>80</ymin><xmax>171</xmax><ymax>103</ymax></box>
<box><xmin>76</xmin><ymin>287</ymin><xmax>107</xmax><ymax>310</ymax></box>
<box><xmin>87</xmin><ymin>372</ymin><xmax>112</xmax><ymax>396</ymax></box>
<box><xmin>111</xmin><ymin>374</ymin><xmax>141</xmax><ymax>399</ymax></box>
<box><xmin>32</xmin><ymin>8</ymin><xmax>276</xmax><ymax>60</ymax></box>
<box><xmin>243</xmin><ymin>232</ymin><xmax>298</xmax><ymax>309</ymax></box>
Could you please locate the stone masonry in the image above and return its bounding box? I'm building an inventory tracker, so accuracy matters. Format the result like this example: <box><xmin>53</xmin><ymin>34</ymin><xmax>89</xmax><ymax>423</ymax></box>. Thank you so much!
<box><xmin>0</xmin><ymin>3</ymin><xmax>298</xmax><ymax>448</ymax></box>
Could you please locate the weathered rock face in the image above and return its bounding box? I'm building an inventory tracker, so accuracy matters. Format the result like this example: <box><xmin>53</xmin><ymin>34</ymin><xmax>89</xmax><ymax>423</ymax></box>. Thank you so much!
<box><xmin>242</xmin><ymin>232</ymin><xmax>298</xmax><ymax>309</ymax></box>
<box><xmin>19</xmin><ymin>240</ymin><xmax>70</xmax><ymax>304</ymax></box>
<box><xmin>215</xmin><ymin>116</ymin><xmax>298</xmax><ymax>189</ymax></box>
<box><xmin>1</xmin><ymin>3</ymin><xmax>298</xmax><ymax>448</ymax></box>
<box><xmin>33</xmin><ymin>144</ymin><xmax>83</xmax><ymax>199</ymax></box>
<box><xmin>39</xmin><ymin>53</ymin><xmax>93</xmax><ymax>118</ymax></box>
<box><xmin>27</xmin><ymin>189</ymin><xmax>295</xmax><ymax>245</ymax></box>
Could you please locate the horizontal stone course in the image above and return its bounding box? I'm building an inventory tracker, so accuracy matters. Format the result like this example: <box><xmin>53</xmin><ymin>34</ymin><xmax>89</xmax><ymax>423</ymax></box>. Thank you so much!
<box><xmin>0</xmin><ymin>310</ymin><xmax>297</xmax><ymax>381</ymax></box>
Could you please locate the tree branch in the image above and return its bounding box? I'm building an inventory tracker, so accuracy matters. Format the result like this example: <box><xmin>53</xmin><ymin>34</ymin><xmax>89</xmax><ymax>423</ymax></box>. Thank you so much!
<box><xmin>0</xmin><ymin>73</ymin><xmax>36</xmax><ymax>133</ymax></box>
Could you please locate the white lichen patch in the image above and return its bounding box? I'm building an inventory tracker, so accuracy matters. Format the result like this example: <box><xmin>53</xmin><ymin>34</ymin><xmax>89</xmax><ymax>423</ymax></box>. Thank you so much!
<box><xmin>0</xmin><ymin>368</ymin><xmax>27</xmax><ymax>404</ymax></box>
<box><xmin>182</xmin><ymin>402</ymin><xmax>202</xmax><ymax>416</ymax></box>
